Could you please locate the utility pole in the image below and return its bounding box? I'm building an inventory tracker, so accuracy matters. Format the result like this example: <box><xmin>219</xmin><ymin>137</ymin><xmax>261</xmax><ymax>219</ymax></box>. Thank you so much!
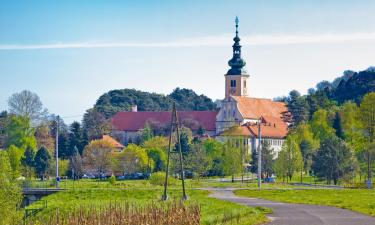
<box><xmin>257</xmin><ymin>118</ymin><xmax>262</xmax><ymax>190</ymax></box>
<box><xmin>55</xmin><ymin>115</ymin><xmax>59</xmax><ymax>188</ymax></box>
<box><xmin>162</xmin><ymin>103</ymin><xmax>187</xmax><ymax>201</ymax></box>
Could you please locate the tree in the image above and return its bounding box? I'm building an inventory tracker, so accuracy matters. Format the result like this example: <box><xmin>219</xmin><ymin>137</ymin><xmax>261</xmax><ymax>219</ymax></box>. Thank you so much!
<box><xmin>203</xmin><ymin>139</ymin><xmax>225</xmax><ymax>176</ymax></box>
<box><xmin>82</xmin><ymin>109</ymin><xmax>111</xmax><ymax>140</ymax></box>
<box><xmin>312</xmin><ymin>136</ymin><xmax>356</xmax><ymax>185</ymax></box>
<box><xmin>276</xmin><ymin>135</ymin><xmax>303</xmax><ymax>181</ymax></box>
<box><xmin>139</xmin><ymin>123</ymin><xmax>153</xmax><ymax>144</ymax></box>
<box><xmin>250</xmin><ymin>141</ymin><xmax>275</xmax><ymax>178</ymax></box>
<box><xmin>310</xmin><ymin>109</ymin><xmax>335</xmax><ymax>141</ymax></box>
<box><xmin>186</xmin><ymin>143</ymin><xmax>212</xmax><ymax>180</ymax></box>
<box><xmin>6</xmin><ymin>145</ymin><xmax>23</xmax><ymax>178</ymax></box>
<box><xmin>34</xmin><ymin>146</ymin><xmax>51</xmax><ymax>180</ymax></box>
<box><xmin>7</xmin><ymin>90</ymin><xmax>48</xmax><ymax>123</ymax></box>
<box><xmin>146</xmin><ymin>148</ymin><xmax>166</xmax><ymax>172</ymax></box>
<box><xmin>222</xmin><ymin>143</ymin><xmax>242</xmax><ymax>182</ymax></box>
<box><xmin>332</xmin><ymin>111</ymin><xmax>344</xmax><ymax>139</ymax></box>
<box><xmin>5</xmin><ymin>115</ymin><xmax>36</xmax><ymax>150</ymax></box>
<box><xmin>359</xmin><ymin>92</ymin><xmax>375</xmax><ymax>182</ymax></box>
<box><xmin>116</xmin><ymin>144</ymin><xmax>150</xmax><ymax>174</ymax></box>
<box><xmin>0</xmin><ymin>111</ymin><xmax>9</xmax><ymax>149</ymax></box>
<box><xmin>68</xmin><ymin>121</ymin><xmax>86</xmax><ymax>155</ymax></box>
<box><xmin>0</xmin><ymin>151</ymin><xmax>22</xmax><ymax>224</ymax></box>
<box><xmin>294</xmin><ymin>123</ymin><xmax>318</xmax><ymax>175</ymax></box>
<box><xmin>287</xmin><ymin>90</ymin><xmax>309</xmax><ymax>126</ymax></box>
<box><xmin>274</xmin><ymin>148</ymin><xmax>289</xmax><ymax>182</ymax></box>
<box><xmin>340</xmin><ymin>102</ymin><xmax>364</xmax><ymax>151</ymax></box>
<box><xmin>68</xmin><ymin>147</ymin><xmax>83</xmax><ymax>179</ymax></box>
<box><xmin>82</xmin><ymin>139</ymin><xmax>114</xmax><ymax>177</ymax></box>
<box><xmin>35</xmin><ymin>123</ymin><xmax>55</xmax><ymax>152</ymax></box>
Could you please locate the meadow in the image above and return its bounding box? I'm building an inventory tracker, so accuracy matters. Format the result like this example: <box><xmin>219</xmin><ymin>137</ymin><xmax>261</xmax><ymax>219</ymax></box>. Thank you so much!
<box><xmin>235</xmin><ymin>189</ymin><xmax>375</xmax><ymax>216</ymax></box>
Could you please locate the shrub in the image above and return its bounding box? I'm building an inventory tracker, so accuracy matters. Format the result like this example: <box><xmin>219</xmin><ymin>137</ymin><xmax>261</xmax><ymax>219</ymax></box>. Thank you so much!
<box><xmin>108</xmin><ymin>175</ymin><xmax>116</xmax><ymax>185</ymax></box>
<box><xmin>149</xmin><ymin>172</ymin><xmax>177</xmax><ymax>186</ymax></box>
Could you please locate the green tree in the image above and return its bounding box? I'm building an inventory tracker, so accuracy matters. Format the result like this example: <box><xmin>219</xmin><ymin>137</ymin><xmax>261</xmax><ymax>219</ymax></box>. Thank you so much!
<box><xmin>68</xmin><ymin>121</ymin><xmax>86</xmax><ymax>156</ymax></box>
<box><xmin>0</xmin><ymin>151</ymin><xmax>22</xmax><ymax>224</ymax></box>
<box><xmin>140</xmin><ymin>123</ymin><xmax>153</xmax><ymax>144</ymax></box>
<box><xmin>146</xmin><ymin>148</ymin><xmax>166</xmax><ymax>172</ymax></box>
<box><xmin>340</xmin><ymin>102</ymin><xmax>364</xmax><ymax>151</ymax></box>
<box><xmin>34</xmin><ymin>146</ymin><xmax>51</xmax><ymax>180</ymax></box>
<box><xmin>186</xmin><ymin>143</ymin><xmax>212</xmax><ymax>180</ymax></box>
<box><xmin>359</xmin><ymin>92</ymin><xmax>375</xmax><ymax>182</ymax></box>
<box><xmin>82</xmin><ymin>109</ymin><xmax>111</xmax><ymax>140</ymax></box>
<box><xmin>287</xmin><ymin>90</ymin><xmax>309</xmax><ymax>126</ymax></box>
<box><xmin>117</xmin><ymin>144</ymin><xmax>150</xmax><ymax>174</ymax></box>
<box><xmin>312</xmin><ymin>136</ymin><xmax>356</xmax><ymax>185</ymax></box>
<box><xmin>274</xmin><ymin>149</ymin><xmax>288</xmax><ymax>182</ymax></box>
<box><xmin>332</xmin><ymin>111</ymin><xmax>344</xmax><ymax>139</ymax></box>
<box><xmin>222</xmin><ymin>143</ymin><xmax>242</xmax><ymax>182</ymax></box>
<box><xmin>276</xmin><ymin>135</ymin><xmax>303</xmax><ymax>181</ymax></box>
<box><xmin>250</xmin><ymin>141</ymin><xmax>275</xmax><ymax>178</ymax></box>
<box><xmin>5</xmin><ymin>115</ymin><xmax>36</xmax><ymax>150</ymax></box>
<box><xmin>6</xmin><ymin>145</ymin><xmax>23</xmax><ymax>178</ymax></box>
<box><xmin>310</xmin><ymin>109</ymin><xmax>335</xmax><ymax>141</ymax></box>
<box><xmin>203</xmin><ymin>139</ymin><xmax>225</xmax><ymax>176</ymax></box>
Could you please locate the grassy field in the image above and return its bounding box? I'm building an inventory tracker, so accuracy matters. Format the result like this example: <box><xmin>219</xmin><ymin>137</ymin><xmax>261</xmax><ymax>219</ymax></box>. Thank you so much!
<box><xmin>27</xmin><ymin>186</ymin><xmax>270</xmax><ymax>225</ymax></box>
<box><xmin>235</xmin><ymin>189</ymin><xmax>375</xmax><ymax>216</ymax></box>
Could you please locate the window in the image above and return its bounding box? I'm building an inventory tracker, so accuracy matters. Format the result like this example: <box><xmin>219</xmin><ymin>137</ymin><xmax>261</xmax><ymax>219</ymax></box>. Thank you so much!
<box><xmin>244</xmin><ymin>80</ymin><xmax>247</xmax><ymax>88</ymax></box>
<box><xmin>230</xmin><ymin>80</ymin><xmax>236</xmax><ymax>87</ymax></box>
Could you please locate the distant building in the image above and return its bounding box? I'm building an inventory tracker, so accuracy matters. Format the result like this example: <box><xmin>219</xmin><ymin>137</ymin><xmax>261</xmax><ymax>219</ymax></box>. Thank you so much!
<box><xmin>109</xmin><ymin>17</ymin><xmax>290</xmax><ymax>158</ymax></box>
<box><xmin>111</xmin><ymin>108</ymin><xmax>216</xmax><ymax>145</ymax></box>
<box><xmin>96</xmin><ymin>134</ymin><xmax>124</xmax><ymax>152</ymax></box>
<box><xmin>216</xmin><ymin>17</ymin><xmax>290</xmax><ymax>157</ymax></box>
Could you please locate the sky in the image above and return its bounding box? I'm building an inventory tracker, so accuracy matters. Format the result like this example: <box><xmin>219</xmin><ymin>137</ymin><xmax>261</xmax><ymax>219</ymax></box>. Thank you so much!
<box><xmin>1</xmin><ymin>0</ymin><xmax>375</xmax><ymax>123</ymax></box>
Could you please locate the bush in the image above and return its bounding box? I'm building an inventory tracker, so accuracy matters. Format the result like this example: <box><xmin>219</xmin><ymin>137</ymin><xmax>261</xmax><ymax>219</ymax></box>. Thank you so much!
<box><xmin>149</xmin><ymin>172</ymin><xmax>177</xmax><ymax>186</ymax></box>
<box><xmin>108</xmin><ymin>175</ymin><xmax>116</xmax><ymax>185</ymax></box>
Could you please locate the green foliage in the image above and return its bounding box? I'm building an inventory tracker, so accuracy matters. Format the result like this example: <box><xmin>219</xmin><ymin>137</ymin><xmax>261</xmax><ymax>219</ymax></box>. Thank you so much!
<box><xmin>250</xmin><ymin>141</ymin><xmax>275</xmax><ymax>178</ymax></box>
<box><xmin>93</xmin><ymin>88</ymin><xmax>216</xmax><ymax>118</ymax></box>
<box><xmin>186</xmin><ymin>143</ymin><xmax>212</xmax><ymax>179</ymax></box>
<box><xmin>312</xmin><ymin>136</ymin><xmax>356</xmax><ymax>185</ymax></box>
<box><xmin>139</xmin><ymin>123</ymin><xmax>153</xmax><ymax>144</ymax></box>
<box><xmin>108</xmin><ymin>175</ymin><xmax>116</xmax><ymax>185</ymax></box>
<box><xmin>6</xmin><ymin>145</ymin><xmax>23</xmax><ymax>178</ymax></box>
<box><xmin>275</xmin><ymin>135</ymin><xmax>303</xmax><ymax>181</ymax></box>
<box><xmin>309</xmin><ymin>109</ymin><xmax>335</xmax><ymax>141</ymax></box>
<box><xmin>287</xmin><ymin>90</ymin><xmax>309</xmax><ymax>125</ymax></box>
<box><xmin>149</xmin><ymin>171</ymin><xmax>177</xmax><ymax>186</ymax></box>
<box><xmin>116</xmin><ymin>144</ymin><xmax>151</xmax><ymax>174</ymax></box>
<box><xmin>146</xmin><ymin>148</ymin><xmax>166</xmax><ymax>172</ymax></box>
<box><xmin>0</xmin><ymin>151</ymin><xmax>22</xmax><ymax>224</ymax></box>
<box><xmin>34</xmin><ymin>146</ymin><xmax>51</xmax><ymax>179</ymax></box>
<box><xmin>221</xmin><ymin>143</ymin><xmax>242</xmax><ymax>181</ymax></box>
<box><xmin>5</xmin><ymin>115</ymin><xmax>36</xmax><ymax>150</ymax></box>
<box><xmin>68</xmin><ymin>121</ymin><xmax>86</xmax><ymax>156</ymax></box>
<box><xmin>82</xmin><ymin>109</ymin><xmax>111</xmax><ymax>140</ymax></box>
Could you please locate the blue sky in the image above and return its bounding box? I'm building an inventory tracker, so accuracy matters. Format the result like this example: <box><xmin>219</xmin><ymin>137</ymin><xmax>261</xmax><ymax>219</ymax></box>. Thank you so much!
<box><xmin>1</xmin><ymin>0</ymin><xmax>375</xmax><ymax>123</ymax></box>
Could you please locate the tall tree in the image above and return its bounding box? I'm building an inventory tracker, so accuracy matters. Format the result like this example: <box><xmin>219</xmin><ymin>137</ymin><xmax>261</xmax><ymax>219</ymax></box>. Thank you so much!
<box><xmin>287</xmin><ymin>90</ymin><xmax>309</xmax><ymax>126</ymax></box>
<box><xmin>186</xmin><ymin>143</ymin><xmax>212</xmax><ymax>180</ymax></box>
<box><xmin>21</xmin><ymin>146</ymin><xmax>35</xmax><ymax>178</ymax></box>
<box><xmin>34</xmin><ymin>123</ymin><xmax>55</xmax><ymax>152</ymax></box>
<box><xmin>332</xmin><ymin>111</ymin><xmax>344</xmax><ymax>139</ymax></box>
<box><xmin>82</xmin><ymin>109</ymin><xmax>111</xmax><ymax>140</ymax></box>
<box><xmin>34</xmin><ymin>146</ymin><xmax>51</xmax><ymax>180</ymax></box>
<box><xmin>68</xmin><ymin>121</ymin><xmax>86</xmax><ymax>155</ymax></box>
<box><xmin>0</xmin><ymin>111</ymin><xmax>9</xmax><ymax>149</ymax></box>
<box><xmin>7</xmin><ymin>90</ymin><xmax>48</xmax><ymax>123</ymax></box>
<box><xmin>5</xmin><ymin>115</ymin><xmax>36</xmax><ymax>150</ymax></box>
<box><xmin>222</xmin><ymin>143</ymin><xmax>242</xmax><ymax>182</ymax></box>
<box><xmin>359</xmin><ymin>92</ymin><xmax>375</xmax><ymax>182</ymax></box>
<box><xmin>310</xmin><ymin>109</ymin><xmax>335</xmax><ymax>141</ymax></box>
<box><xmin>116</xmin><ymin>144</ymin><xmax>150</xmax><ymax>174</ymax></box>
<box><xmin>6</xmin><ymin>145</ymin><xmax>23</xmax><ymax>178</ymax></box>
<box><xmin>312</xmin><ymin>136</ymin><xmax>356</xmax><ymax>185</ymax></box>
<box><xmin>250</xmin><ymin>141</ymin><xmax>275</xmax><ymax>178</ymax></box>
<box><xmin>275</xmin><ymin>135</ymin><xmax>303</xmax><ymax>181</ymax></box>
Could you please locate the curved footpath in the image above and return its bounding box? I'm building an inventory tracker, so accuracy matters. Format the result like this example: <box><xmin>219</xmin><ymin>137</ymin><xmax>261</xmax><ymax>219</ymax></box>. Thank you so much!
<box><xmin>208</xmin><ymin>188</ymin><xmax>375</xmax><ymax>225</ymax></box>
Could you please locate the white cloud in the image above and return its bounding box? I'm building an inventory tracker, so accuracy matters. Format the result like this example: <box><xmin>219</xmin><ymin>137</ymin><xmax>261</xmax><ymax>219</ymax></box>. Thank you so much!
<box><xmin>1</xmin><ymin>32</ymin><xmax>375</xmax><ymax>50</ymax></box>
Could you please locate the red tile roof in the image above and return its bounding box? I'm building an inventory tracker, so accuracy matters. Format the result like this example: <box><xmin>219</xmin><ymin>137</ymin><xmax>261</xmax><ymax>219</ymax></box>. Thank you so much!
<box><xmin>231</xmin><ymin>96</ymin><xmax>288</xmax><ymax>120</ymax></box>
<box><xmin>247</xmin><ymin>122</ymin><xmax>288</xmax><ymax>139</ymax></box>
<box><xmin>111</xmin><ymin>111</ymin><xmax>217</xmax><ymax>131</ymax></box>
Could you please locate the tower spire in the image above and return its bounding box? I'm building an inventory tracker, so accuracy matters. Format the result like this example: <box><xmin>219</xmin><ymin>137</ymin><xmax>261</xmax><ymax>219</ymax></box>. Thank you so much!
<box><xmin>226</xmin><ymin>16</ymin><xmax>247</xmax><ymax>75</ymax></box>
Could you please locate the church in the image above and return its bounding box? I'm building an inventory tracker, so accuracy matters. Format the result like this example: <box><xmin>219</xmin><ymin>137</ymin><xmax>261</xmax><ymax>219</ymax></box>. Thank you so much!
<box><xmin>111</xmin><ymin>17</ymin><xmax>290</xmax><ymax>157</ymax></box>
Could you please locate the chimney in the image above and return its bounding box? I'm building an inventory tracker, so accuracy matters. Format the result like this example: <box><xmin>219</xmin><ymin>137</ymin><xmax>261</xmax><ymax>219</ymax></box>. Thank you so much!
<box><xmin>131</xmin><ymin>105</ymin><xmax>138</xmax><ymax>112</ymax></box>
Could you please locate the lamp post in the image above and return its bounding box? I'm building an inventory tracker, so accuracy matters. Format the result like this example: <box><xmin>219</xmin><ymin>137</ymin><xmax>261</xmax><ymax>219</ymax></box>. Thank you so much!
<box><xmin>55</xmin><ymin>115</ymin><xmax>60</xmax><ymax>188</ymax></box>
<box><xmin>257</xmin><ymin>118</ymin><xmax>262</xmax><ymax>190</ymax></box>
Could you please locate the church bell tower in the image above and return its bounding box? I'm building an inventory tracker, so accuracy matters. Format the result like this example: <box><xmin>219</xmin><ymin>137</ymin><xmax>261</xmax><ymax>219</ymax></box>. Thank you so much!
<box><xmin>225</xmin><ymin>16</ymin><xmax>249</xmax><ymax>99</ymax></box>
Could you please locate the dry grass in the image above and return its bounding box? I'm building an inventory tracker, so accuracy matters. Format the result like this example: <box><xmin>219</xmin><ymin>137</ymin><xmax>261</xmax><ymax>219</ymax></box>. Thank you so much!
<box><xmin>27</xmin><ymin>201</ymin><xmax>200</xmax><ymax>225</ymax></box>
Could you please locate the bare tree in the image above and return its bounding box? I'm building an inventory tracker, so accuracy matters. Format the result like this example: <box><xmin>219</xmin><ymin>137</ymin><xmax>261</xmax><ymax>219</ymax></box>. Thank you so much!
<box><xmin>7</xmin><ymin>90</ymin><xmax>48</xmax><ymax>123</ymax></box>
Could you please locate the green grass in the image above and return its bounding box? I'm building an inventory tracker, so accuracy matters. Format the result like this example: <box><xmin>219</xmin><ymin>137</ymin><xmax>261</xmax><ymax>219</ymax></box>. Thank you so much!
<box><xmin>28</xmin><ymin>188</ymin><xmax>269</xmax><ymax>225</ymax></box>
<box><xmin>235</xmin><ymin>189</ymin><xmax>375</xmax><ymax>216</ymax></box>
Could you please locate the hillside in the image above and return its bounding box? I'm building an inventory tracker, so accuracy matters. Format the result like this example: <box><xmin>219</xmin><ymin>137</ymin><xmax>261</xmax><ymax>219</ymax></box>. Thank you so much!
<box><xmin>94</xmin><ymin>88</ymin><xmax>217</xmax><ymax>118</ymax></box>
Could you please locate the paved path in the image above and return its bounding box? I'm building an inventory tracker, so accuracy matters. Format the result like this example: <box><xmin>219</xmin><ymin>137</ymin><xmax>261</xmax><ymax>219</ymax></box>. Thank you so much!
<box><xmin>209</xmin><ymin>189</ymin><xmax>375</xmax><ymax>225</ymax></box>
